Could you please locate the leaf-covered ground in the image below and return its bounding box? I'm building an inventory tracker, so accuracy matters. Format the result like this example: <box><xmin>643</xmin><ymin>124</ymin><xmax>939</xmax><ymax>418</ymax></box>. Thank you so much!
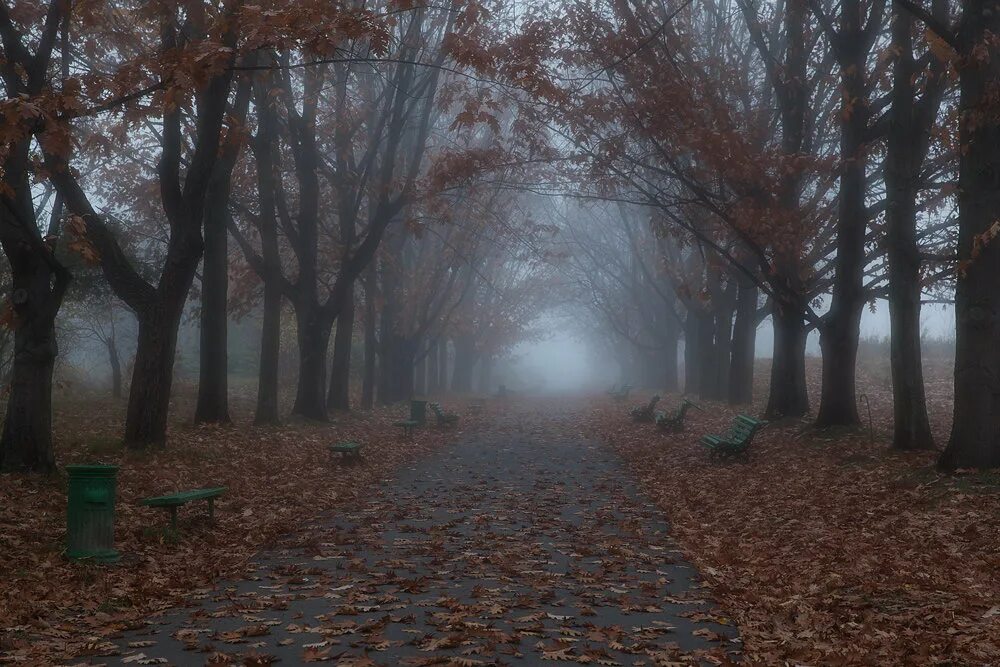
<box><xmin>71</xmin><ymin>405</ymin><xmax>737</xmax><ymax>666</ymax></box>
<box><xmin>0</xmin><ymin>391</ymin><xmax>463</xmax><ymax>664</ymax></box>
<box><xmin>591</xmin><ymin>360</ymin><xmax>1000</xmax><ymax>665</ymax></box>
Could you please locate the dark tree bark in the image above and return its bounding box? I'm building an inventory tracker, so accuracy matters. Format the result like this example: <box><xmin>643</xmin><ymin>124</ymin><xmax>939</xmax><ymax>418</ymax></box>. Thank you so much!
<box><xmin>0</xmin><ymin>1</ymin><xmax>72</xmax><ymax>472</ymax></box>
<box><xmin>414</xmin><ymin>347</ymin><xmax>426</xmax><ymax>396</ymax></box>
<box><xmin>936</xmin><ymin>0</ymin><xmax>1000</xmax><ymax>468</ymax></box>
<box><xmin>292</xmin><ymin>304</ymin><xmax>332</xmax><ymax>420</ymax></box>
<box><xmin>883</xmin><ymin>3</ymin><xmax>944</xmax><ymax>450</ymax></box>
<box><xmin>255</xmin><ymin>282</ymin><xmax>282</xmax><ymax>425</ymax></box>
<box><xmin>695</xmin><ymin>310</ymin><xmax>717</xmax><ymax>401</ymax></box>
<box><xmin>0</xmin><ymin>246</ymin><xmax>69</xmax><ymax>473</ymax></box>
<box><xmin>814</xmin><ymin>0</ymin><xmax>884</xmax><ymax>428</ymax></box>
<box><xmin>438</xmin><ymin>339</ymin><xmax>449</xmax><ymax>393</ymax></box>
<box><xmin>46</xmin><ymin>6</ymin><xmax>239</xmax><ymax>447</ymax></box>
<box><xmin>361</xmin><ymin>268</ymin><xmax>377</xmax><ymax>410</ymax></box>
<box><xmin>683</xmin><ymin>310</ymin><xmax>701</xmax><ymax>395</ymax></box>
<box><xmin>195</xmin><ymin>79</ymin><xmax>251</xmax><ymax>425</ymax></box>
<box><xmin>739</xmin><ymin>0</ymin><xmax>813</xmax><ymax>418</ymax></box>
<box><xmin>194</xmin><ymin>169</ymin><xmax>234</xmax><ymax>425</ymax></box>
<box><xmin>451</xmin><ymin>335</ymin><xmax>476</xmax><ymax>393</ymax></box>
<box><xmin>428</xmin><ymin>337</ymin><xmax>440</xmax><ymax>394</ymax></box>
<box><xmin>765</xmin><ymin>303</ymin><xmax>810</xmax><ymax>419</ymax></box>
<box><xmin>729</xmin><ymin>274</ymin><xmax>757</xmax><ymax>405</ymax></box>
<box><xmin>107</xmin><ymin>334</ymin><xmax>122</xmax><ymax>400</ymax></box>
<box><xmin>327</xmin><ymin>289</ymin><xmax>354</xmax><ymax>411</ymax></box>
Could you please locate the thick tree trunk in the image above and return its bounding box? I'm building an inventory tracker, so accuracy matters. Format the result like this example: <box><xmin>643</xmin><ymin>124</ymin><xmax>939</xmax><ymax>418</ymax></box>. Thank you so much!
<box><xmin>884</xmin><ymin>8</ymin><xmax>934</xmax><ymax>451</ymax></box>
<box><xmin>327</xmin><ymin>290</ymin><xmax>354</xmax><ymax>412</ymax></box>
<box><xmin>125</xmin><ymin>306</ymin><xmax>182</xmax><ymax>448</ymax></box>
<box><xmin>254</xmin><ymin>282</ymin><xmax>282</xmax><ymax>426</ymax></box>
<box><xmin>414</xmin><ymin>350</ymin><xmax>426</xmax><ymax>396</ymax></box>
<box><xmin>194</xmin><ymin>173</ymin><xmax>231</xmax><ymax>424</ymax></box>
<box><xmin>661</xmin><ymin>314</ymin><xmax>680</xmax><ymax>392</ymax></box>
<box><xmin>710</xmin><ymin>308</ymin><xmax>733</xmax><ymax>401</ymax></box>
<box><xmin>729</xmin><ymin>277</ymin><xmax>757</xmax><ymax>405</ymax></box>
<box><xmin>0</xmin><ymin>250</ymin><xmax>65</xmax><ymax>472</ymax></box>
<box><xmin>683</xmin><ymin>311</ymin><xmax>700</xmax><ymax>395</ymax></box>
<box><xmin>428</xmin><ymin>338</ymin><xmax>440</xmax><ymax>394</ymax></box>
<box><xmin>816</xmin><ymin>1</ymin><xmax>869</xmax><ymax>428</ymax></box>
<box><xmin>108</xmin><ymin>335</ymin><xmax>122</xmax><ymax>400</ymax></box>
<box><xmin>361</xmin><ymin>273</ymin><xmax>377</xmax><ymax>410</ymax></box>
<box><xmin>380</xmin><ymin>332</ymin><xmax>417</xmax><ymax>404</ymax></box>
<box><xmin>438</xmin><ymin>339</ymin><xmax>449</xmax><ymax>393</ymax></box>
<box><xmin>451</xmin><ymin>336</ymin><xmax>476</xmax><ymax>393</ymax></box>
<box><xmin>940</xmin><ymin>9</ymin><xmax>1000</xmax><ymax>469</ymax></box>
<box><xmin>765</xmin><ymin>304</ymin><xmax>809</xmax><ymax>419</ymax></box>
<box><xmin>291</xmin><ymin>306</ymin><xmax>331</xmax><ymax>421</ymax></box>
<box><xmin>695</xmin><ymin>311</ymin><xmax>716</xmax><ymax>401</ymax></box>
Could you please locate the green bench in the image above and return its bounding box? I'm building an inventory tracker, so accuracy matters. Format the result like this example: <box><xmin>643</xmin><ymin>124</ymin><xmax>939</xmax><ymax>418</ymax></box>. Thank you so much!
<box><xmin>701</xmin><ymin>414</ymin><xmax>767</xmax><ymax>458</ymax></box>
<box><xmin>140</xmin><ymin>487</ymin><xmax>227</xmax><ymax>531</ymax></box>
<box><xmin>394</xmin><ymin>419</ymin><xmax>419</xmax><ymax>437</ymax></box>
<box><xmin>430</xmin><ymin>402</ymin><xmax>459</xmax><ymax>426</ymax></box>
<box><xmin>329</xmin><ymin>441</ymin><xmax>363</xmax><ymax>463</ymax></box>
<box><xmin>630</xmin><ymin>394</ymin><xmax>661</xmax><ymax>422</ymax></box>
<box><xmin>656</xmin><ymin>398</ymin><xmax>701</xmax><ymax>432</ymax></box>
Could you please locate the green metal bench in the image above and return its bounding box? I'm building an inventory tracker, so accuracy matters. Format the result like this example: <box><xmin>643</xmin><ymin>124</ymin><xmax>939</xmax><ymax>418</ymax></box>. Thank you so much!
<box><xmin>140</xmin><ymin>487</ymin><xmax>227</xmax><ymax>531</ymax></box>
<box><xmin>430</xmin><ymin>402</ymin><xmax>459</xmax><ymax>426</ymax></box>
<box><xmin>329</xmin><ymin>441</ymin><xmax>364</xmax><ymax>463</ymax></box>
<box><xmin>656</xmin><ymin>398</ymin><xmax>701</xmax><ymax>432</ymax></box>
<box><xmin>394</xmin><ymin>420</ymin><xmax>419</xmax><ymax>437</ymax></box>
<box><xmin>701</xmin><ymin>414</ymin><xmax>767</xmax><ymax>458</ymax></box>
<box><xmin>630</xmin><ymin>394</ymin><xmax>661</xmax><ymax>422</ymax></box>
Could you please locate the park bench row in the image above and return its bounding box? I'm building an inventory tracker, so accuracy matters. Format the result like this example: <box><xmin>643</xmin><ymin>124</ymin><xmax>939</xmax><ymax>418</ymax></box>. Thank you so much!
<box><xmin>626</xmin><ymin>393</ymin><xmax>768</xmax><ymax>459</ymax></box>
<box><xmin>139</xmin><ymin>400</ymin><xmax>466</xmax><ymax>532</ymax></box>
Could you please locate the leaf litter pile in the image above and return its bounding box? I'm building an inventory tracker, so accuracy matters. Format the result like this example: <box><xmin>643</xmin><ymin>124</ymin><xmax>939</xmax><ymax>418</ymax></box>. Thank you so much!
<box><xmin>0</xmin><ymin>392</ymin><xmax>463</xmax><ymax>664</ymax></box>
<box><xmin>50</xmin><ymin>404</ymin><xmax>738</xmax><ymax>666</ymax></box>
<box><xmin>590</xmin><ymin>360</ymin><xmax>1000</xmax><ymax>665</ymax></box>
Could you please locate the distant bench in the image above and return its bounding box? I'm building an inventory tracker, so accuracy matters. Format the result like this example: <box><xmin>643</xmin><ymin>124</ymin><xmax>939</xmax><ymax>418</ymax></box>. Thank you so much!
<box><xmin>329</xmin><ymin>441</ymin><xmax>364</xmax><ymax>464</ymax></box>
<box><xmin>140</xmin><ymin>487</ymin><xmax>227</xmax><ymax>531</ymax></box>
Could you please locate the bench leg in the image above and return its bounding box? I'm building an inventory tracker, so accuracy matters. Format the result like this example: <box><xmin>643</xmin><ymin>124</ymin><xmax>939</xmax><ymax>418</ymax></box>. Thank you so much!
<box><xmin>169</xmin><ymin>506</ymin><xmax>178</xmax><ymax>532</ymax></box>
<box><xmin>207</xmin><ymin>497</ymin><xmax>215</xmax><ymax>521</ymax></box>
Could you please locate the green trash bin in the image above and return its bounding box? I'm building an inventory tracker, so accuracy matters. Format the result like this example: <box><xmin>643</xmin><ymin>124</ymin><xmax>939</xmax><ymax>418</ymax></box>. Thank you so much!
<box><xmin>66</xmin><ymin>464</ymin><xmax>120</xmax><ymax>563</ymax></box>
<box><xmin>410</xmin><ymin>399</ymin><xmax>428</xmax><ymax>425</ymax></box>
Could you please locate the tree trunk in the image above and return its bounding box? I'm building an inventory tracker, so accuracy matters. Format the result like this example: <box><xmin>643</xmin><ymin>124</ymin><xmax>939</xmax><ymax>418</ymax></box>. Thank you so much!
<box><xmin>711</xmin><ymin>308</ymin><xmax>733</xmax><ymax>401</ymax></box>
<box><xmin>125</xmin><ymin>306</ymin><xmax>182</xmax><ymax>447</ymax></box>
<box><xmin>764</xmin><ymin>304</ymin><xmax>809</xmax><ymax>419</ymax></box>
<box><xmin>414</xmin><ymin>349</ymin><xmax>426</xmax><ymax>396</ymax></box>
<box><xmin>683</xmin><ymin>310</ymin><xmax>700</xmax><ymax>395</ymax></box>
<box><xmin>696</xmin><ymin>310</ymin><xmax>716</xmax><ymax>401</ymax></box>
<box><xmin>816</xmin><ymin>0</ymin><xmax>869</xmax><ymax>428</ymax></box>
<box><xmin>108</xmin><ymin>335</ymin><xmax>122</xmax><ymax>400</ymax></box>
<box><xmin>884</xmin><ymin>7</ymin><xmax>934</xmax><ymax>450</ymax></box>
<box><xmin>361</xmin><ymin>272</ymin><xmax>377</xmax><ymax>410</ymax></box>
<box><xmin>451</xmin><ymin>335</ymin><xmax>476</xmax><ymax>393</ymax></box>
<box><xmin>940</xmin><ymin>7</ymin><xmax>1000</xmax><ymax>469</ymax></box>
<box><xmin>291</xmin><ymin>305</ymin><xmax>331</xmax><ymax>421</ymax></box>
<box><xmin>194</xmin><ymin>171</ymin><xmax>232</xmax><ymax>424</ymax></box>
<box><xmin>729</xmin><ymin>277</ymin><xmax>757</xmax><ymax>405</ymax></box>
<box><xmin>254</xmin><ymin>282</ymin><xmax>282</xmax><ymax>426</ymax></box>
<box><xmin>428</xmin><ymin>338</ymin><xmax>440</xmax><ymax>394</ymax></box>
<box><xmin>0</xmin><ymin>249</ymin><xmax>65</xmax><ymax>472</ymax></box>
<box><xmin>438</xmin><ymin>339</ymin><xmax>449</xmax><ymax>393</ymax></box>
<box><xmin>327</xmin><ymin>289</ymin><xmax>354</xmax><ymax>412</ymax></box>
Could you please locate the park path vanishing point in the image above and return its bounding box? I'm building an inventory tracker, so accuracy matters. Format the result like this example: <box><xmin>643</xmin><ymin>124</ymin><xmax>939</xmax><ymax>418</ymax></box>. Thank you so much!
<box><xmin>91</xmin><ymin>401</ymin><xmax>739</xmax><ymax>666</ymax></box>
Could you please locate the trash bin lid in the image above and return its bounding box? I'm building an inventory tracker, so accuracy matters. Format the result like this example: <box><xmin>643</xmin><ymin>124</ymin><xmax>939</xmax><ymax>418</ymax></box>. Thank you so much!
<box><xmin>66</xmin><ymin>464</ymin><xmax>119</xmax><ymax>477</ymax></box>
